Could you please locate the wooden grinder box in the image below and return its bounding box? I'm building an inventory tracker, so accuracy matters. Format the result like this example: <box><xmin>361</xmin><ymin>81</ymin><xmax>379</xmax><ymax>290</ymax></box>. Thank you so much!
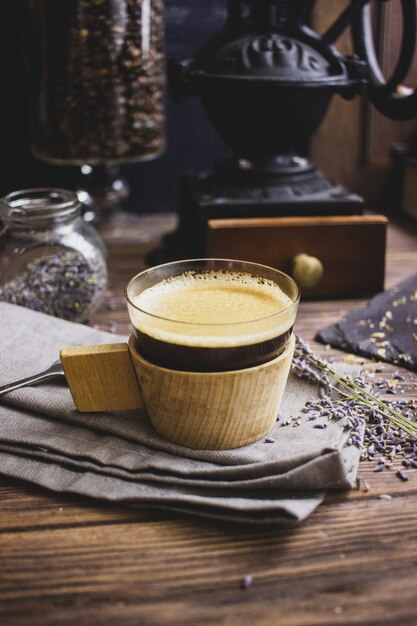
<box><xmin>205</xmin><ymin>214</ymin><xmax>387</xmax><ymax>299</ymax></box>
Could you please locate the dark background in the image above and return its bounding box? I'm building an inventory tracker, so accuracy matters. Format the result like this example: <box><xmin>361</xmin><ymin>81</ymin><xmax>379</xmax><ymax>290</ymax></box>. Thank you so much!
<box><xmin>0</xmin><ymin>1</ymin><xmax>228</xmax><ymax>214</ymax></box>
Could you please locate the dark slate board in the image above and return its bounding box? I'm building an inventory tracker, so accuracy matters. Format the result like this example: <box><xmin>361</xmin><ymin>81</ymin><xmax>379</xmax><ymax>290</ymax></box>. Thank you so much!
<box><xmin>316</xmin><ymin>274</ymin><xmax>417</xmax><ymax>371</ymax></box>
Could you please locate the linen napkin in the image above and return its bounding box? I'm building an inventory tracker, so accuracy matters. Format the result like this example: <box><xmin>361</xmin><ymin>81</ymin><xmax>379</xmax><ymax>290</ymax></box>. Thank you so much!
<box><xmin>317</xmin><ymin>273</ymin><xmax>417</xmax><ymax>371</ymax></box>
<box><xmin>0</xmin><ymin>302</ymin><xmax>362</xmax><ymax>525</ymax></box>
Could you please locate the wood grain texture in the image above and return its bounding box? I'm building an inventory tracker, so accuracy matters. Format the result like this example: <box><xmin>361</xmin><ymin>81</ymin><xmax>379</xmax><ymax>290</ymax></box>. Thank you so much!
<box><xmin>207</xmin><ymin>215</ymin><xmax>387</xmax><ymax>298</ymax></box>
<box><xmin>60</xmin><ymin>343</ymin><xmax>143</xmax><ymax>412</ymax></box>
<box><xmin>128</xmin><ymin>334</ymin><xmax>295</xmax><ymax>450</ymax></box>
<box><xmin>1</xmin><ymin>469</ymin><xmax>417</xmax><ymax>626</ymax></box>
<box><xmin>0</xmin><ymin>212</ymin><xmax>416</xmax><ymax>626</ymax></box>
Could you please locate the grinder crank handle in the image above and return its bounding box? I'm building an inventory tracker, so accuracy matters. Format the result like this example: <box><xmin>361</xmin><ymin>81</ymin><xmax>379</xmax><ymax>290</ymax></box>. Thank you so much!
<box><xmin>60</xmin><ymin>343</ymin><xmax>144</xmax><ymax>412</ymax></box>
<box><xmin>352</xmin><ymin>0</ymin><xmax>417</xmax><ymax>120</ymax></box>
<box><xmin>322</xmin><ymin>0</ymin><xmax>417</xmax><ymax>121</ymax></box>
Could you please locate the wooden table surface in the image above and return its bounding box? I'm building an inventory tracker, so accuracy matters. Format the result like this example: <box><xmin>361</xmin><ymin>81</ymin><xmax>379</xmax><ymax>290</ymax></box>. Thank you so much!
<box><xmin>1</xmin><ymin>213</ymin><xmax>417</xmax><ymax>626</ymax></box>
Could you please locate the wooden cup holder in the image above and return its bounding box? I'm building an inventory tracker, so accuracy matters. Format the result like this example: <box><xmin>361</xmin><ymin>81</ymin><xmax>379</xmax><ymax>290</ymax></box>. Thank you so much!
<box><xmin>60</xmin><ymin>334</ymin><xmax>295</xmax><ymax>450</ymax></box>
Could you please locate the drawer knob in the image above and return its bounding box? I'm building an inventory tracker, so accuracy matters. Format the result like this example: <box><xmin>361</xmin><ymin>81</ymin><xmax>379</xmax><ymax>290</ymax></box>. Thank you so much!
<box><xmin>292</xmin><ymin>253</ymin><xmax>323</xmax><ymax>288</ymax></box>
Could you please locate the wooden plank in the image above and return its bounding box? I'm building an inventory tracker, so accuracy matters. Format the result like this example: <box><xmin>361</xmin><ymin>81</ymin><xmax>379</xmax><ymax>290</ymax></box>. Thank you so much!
<box><xmin>206</xmin><ymin>215</ymin><xmax>387</xmax><ymax>298</ymax></box>
<box><xmin>1</xmin><ymin>486</ymin><xmax>417</xmax><ymax>625</ymax></box>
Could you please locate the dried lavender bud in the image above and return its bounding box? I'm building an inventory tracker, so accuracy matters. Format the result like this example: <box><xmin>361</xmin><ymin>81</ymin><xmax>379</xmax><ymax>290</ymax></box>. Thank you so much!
<box><xmin>0</xmin><ymin>249</ymin><xmax>107</xmax><ymax>322</ymax></box>
<box><xmin>396</xmin><ymin>470</ymin><xmax>410</xmax><ymax>482</ymax></box>
<box><xmin>240</xmin><ymin>575</ymin><xmax>253</xmax><ymax>590</ymax></box>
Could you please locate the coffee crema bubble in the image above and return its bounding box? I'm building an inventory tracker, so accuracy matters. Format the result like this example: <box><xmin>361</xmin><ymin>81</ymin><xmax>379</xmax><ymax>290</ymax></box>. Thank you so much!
<box><xmin>129</xmin><ymin>270</ymin><xmax>296</xmax><ymax>372</ymax></box>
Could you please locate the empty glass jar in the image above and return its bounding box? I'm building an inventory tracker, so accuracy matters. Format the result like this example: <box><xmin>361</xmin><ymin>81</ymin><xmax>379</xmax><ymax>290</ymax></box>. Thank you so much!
<box><xmin>0</xmin><ymin>189</ymin><xmax>108</xmax><ymax>322</ymax></box>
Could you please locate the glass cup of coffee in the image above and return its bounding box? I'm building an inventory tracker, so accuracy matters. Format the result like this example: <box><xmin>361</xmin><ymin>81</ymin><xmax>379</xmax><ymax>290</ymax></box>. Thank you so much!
<box><xmin>124</xmin><ymin>259</ymin><xmax>300</xmax><ymax>449</ymax></box>
<box><xmin>125</xmin><ymin>258</ymin><xmax>299</xmax><ymax>372</ymax></box>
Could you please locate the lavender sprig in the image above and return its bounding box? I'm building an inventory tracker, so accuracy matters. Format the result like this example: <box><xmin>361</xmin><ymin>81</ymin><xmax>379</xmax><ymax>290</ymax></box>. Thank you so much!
<box><xmin>293</xmin><ymin>336</ymin><xmax>417</xmax><ymax>438</ymax></box>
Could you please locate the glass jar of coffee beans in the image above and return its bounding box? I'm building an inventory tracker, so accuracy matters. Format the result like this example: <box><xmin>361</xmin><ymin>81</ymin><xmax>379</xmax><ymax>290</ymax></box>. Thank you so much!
<box><xmin>0</xmin><ymin>189</ymin><xmax>108</xmax><ymax>322</ymax></box>
<box><xmin>24</xmin><ymin>0</ymin><xmax>165</xmax><ymax>164</ymax></box>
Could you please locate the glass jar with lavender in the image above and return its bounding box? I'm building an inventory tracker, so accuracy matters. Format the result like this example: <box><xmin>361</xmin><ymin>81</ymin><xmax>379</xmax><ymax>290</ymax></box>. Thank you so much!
<box><xmin>0</xmin><ymin>189</ymin><xmax>108</xmax><ymax>322</ymax></box>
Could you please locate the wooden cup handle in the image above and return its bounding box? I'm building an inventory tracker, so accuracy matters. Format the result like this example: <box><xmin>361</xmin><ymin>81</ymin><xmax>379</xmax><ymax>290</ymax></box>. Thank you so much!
<box><xmin>60</xmin><ymin>343</ymin><xmax>144</xmax><ymax>412</ymax></box>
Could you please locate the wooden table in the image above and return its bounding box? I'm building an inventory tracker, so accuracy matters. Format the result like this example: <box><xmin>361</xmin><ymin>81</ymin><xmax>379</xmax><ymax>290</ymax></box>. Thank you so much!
<box><xmin>1</xmin><ymin>213</ymin><xmax>417</xmax><ymax>626</ymax></box>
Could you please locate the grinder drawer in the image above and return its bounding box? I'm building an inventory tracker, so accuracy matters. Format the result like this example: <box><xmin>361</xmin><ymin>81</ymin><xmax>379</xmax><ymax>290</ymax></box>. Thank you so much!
<box><xmin>206</xmin><ymin>215</ymin><xmax>387</xmax><ymax>299</ymax></box>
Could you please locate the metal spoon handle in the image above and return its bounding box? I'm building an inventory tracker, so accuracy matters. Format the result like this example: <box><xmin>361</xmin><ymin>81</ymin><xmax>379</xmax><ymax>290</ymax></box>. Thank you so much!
<box><xmin>0</xmin><ymin>361</ymin><xmax>65</xmax><ymax>397</ymax></box>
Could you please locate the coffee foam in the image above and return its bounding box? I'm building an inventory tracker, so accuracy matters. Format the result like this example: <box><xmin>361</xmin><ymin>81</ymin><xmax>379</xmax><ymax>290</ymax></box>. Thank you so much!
<box><xmin>129</xmin><ymin>270</ymin><xmax>296</xmax><ymax>348</ymax></box>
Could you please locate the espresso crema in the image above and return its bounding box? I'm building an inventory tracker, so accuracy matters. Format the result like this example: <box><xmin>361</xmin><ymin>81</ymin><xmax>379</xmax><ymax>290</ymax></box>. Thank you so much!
<box><xmin>129</xmin><ymin>270</ymin><xmax>295</xmax><ymax>371</ymax></box>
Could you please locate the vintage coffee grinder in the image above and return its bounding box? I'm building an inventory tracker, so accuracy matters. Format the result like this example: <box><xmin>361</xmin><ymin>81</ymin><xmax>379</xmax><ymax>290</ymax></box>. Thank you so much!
<box><xmin>165</xmin><ymin>0</ymin><xmax>417</xmax><ymax>297</ymax></box>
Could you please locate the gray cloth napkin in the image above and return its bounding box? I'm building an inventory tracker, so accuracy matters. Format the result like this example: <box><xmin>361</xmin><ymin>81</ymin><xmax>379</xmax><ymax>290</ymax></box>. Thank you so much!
<box><xmin>0</xmin><ymin>302</ymin><xmax>362</xmax><ymax>524</ymax></box>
